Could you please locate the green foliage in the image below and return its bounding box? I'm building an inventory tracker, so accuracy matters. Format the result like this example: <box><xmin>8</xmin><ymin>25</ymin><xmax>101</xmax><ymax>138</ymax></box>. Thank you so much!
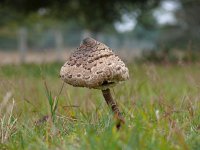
<box><xmin>140</xmin><ymin>49</ymin><xmax>200</xmax><ymax>64</ymax></box>
<box><xmin>44</xmin><ymin>83</ymin><xmax>58</xmax><ymax>123</ymax></box>
<box><xmin>0</xmin><ymin>0</ymin><xmax>160</xmax><ymax>32</ymax></box>
<box><xmin>0</xmin><ymin>63</ymin><xmax>61</xmax><ymax>78</ymax></box>
<box><xmin>0</xmin><ymin>63</ymin><xmax>199</xmax><ymax>149</ymax></box>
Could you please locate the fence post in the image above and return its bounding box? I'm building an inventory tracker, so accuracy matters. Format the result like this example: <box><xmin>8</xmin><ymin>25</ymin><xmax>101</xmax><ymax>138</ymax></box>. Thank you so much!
<box><xmin>18</xmin><ymin>27</ymin><xmax>27</xmax><ymax>63</ymax></box>
<box><xmin>55</xmin><ymin>30</ymin><xmax>63</xmax><ymax>61</ymax></box>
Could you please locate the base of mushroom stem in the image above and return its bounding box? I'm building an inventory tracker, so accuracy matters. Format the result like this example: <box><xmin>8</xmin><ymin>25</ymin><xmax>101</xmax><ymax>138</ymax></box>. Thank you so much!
<box><xmin>101</xmin><ymin>88</ymin><xmax>125</xmax><ymax>129</ymax></box>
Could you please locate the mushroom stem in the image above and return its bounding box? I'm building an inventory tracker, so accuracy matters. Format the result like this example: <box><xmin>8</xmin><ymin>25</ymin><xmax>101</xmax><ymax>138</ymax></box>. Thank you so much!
<box><xmin>102</xmin><ymin>88</ymin><xmax>125</xmax><ymax>129</ymax></box>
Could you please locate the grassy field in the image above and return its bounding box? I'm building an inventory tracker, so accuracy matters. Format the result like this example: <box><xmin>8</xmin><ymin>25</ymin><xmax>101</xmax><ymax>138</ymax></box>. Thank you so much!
<box><xmin>0</xmin><ymin>63</ymin><xmax>199</xmax><ymax>150</ymax></box>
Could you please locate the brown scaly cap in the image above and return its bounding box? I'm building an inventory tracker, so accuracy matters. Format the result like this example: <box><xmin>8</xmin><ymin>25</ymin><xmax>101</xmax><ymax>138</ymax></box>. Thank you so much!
<box><xmin>60</xmin><ymin>37</ymin><xmax>129</xmax><ymax>89</ymax></box>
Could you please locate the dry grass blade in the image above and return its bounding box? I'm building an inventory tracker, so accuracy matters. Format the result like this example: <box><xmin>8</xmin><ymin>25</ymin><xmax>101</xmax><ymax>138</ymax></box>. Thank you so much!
<box><xmin>0</xmin><ymin>98</ymin><xmax>17</xmax><ymax>143</ymax></box>
<box><xmin>35</xmin><ymin>80</ymin><xmax>65</xmax><ymax>125</ymax></box>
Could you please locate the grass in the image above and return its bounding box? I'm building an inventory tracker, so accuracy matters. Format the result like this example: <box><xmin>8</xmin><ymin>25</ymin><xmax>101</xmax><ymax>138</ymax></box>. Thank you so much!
<box><xmin>0</xmin><ymin>63</ymin><xmax>200</xmax><ymax>150</ymax></box>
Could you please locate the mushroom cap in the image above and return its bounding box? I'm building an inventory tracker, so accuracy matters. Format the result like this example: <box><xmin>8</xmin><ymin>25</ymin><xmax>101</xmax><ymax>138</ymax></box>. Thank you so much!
<box><xmin>60</xmin><ymin>37</ymin><xmax>129</xmax><ymax>89</ymax></box>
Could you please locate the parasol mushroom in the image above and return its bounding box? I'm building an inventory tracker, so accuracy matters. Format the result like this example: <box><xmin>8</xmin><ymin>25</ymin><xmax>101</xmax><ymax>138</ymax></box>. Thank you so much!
<box><xmin>60</xmin><ymin>37</ymin><xmax>129</xmax><ymax>129</ymax></box>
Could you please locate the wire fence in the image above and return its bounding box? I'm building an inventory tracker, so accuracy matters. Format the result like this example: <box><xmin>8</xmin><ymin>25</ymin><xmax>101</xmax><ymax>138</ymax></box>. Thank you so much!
<box><xmin>0</xmin><ymin>26</ymin><xmax>157</xmax><ymax>64</ymax></box>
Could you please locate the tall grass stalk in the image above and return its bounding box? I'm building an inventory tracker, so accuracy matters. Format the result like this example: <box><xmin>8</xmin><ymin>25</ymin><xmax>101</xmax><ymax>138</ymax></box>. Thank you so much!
<box><xmin>0</xmin><ymin>96</ymin><xmax>17</xmax><ymax>143</ymax></box>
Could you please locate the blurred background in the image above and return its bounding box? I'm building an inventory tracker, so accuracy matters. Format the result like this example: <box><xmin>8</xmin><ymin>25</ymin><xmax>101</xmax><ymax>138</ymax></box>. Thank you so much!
<box><xmin>0</xmin><ymin>0</ymin><xmax>199</xmax><ymax>64</ymax></box>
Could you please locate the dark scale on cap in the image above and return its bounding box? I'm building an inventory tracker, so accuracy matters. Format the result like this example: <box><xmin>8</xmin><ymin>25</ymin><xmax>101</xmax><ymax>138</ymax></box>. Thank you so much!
<box><xmin>84</xmin><ymin>76</ymin><xmax>90</xmax><ymax>79</ymax></box>
<box><xmin>76</xmin><ymin>63</ymin><xmax>81</xmax><ymax>67</ymax></box>
<box><xmin>82</xmin><ymin>37</ymin><xmax>97</xmax><ymax>48</ymax></box>
<box><xmin>117</xmin><ymin>66</ymin><xmax>121</xmax><ymax>70</ymax></box>
<box><xmin>67</xmin><ymin>74</ymin><xmax>72</xmax><ymax>78</ymax></box>
<box><xmin>77</xmin><ymin>74</ymin><xmax>81</xmax><ymax>77</ymax></box>
<box><xmin>96</xmin><ymin>71</ymin><xmax>103</xmax><ymax>74</ymax></box>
